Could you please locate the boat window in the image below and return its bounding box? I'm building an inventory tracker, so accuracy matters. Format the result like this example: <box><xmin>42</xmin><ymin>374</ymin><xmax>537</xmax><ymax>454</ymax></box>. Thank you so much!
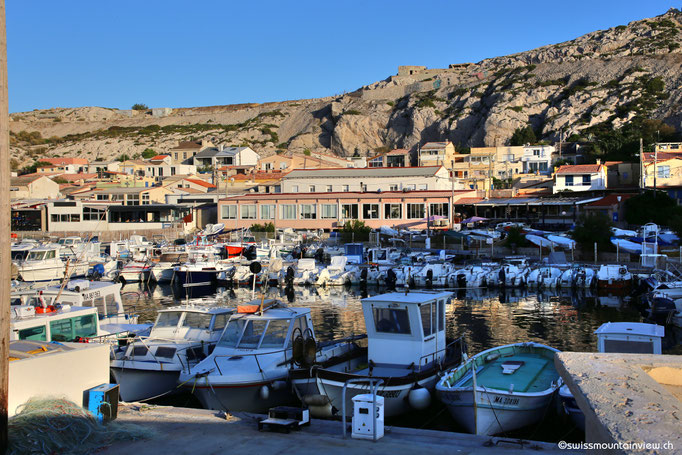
<box><xmin>155</xmin><ymin>347</ymin><xmax>177</xmax><ymax>358</ymax></box>
<box><xmin>18</xmin><ymin>325</ymin><xmax>47</xmax><ymax>341</ymax></box>
<box><xmin>50</xmin><ymin>319</ymin><xmax>73</xmax><ymax>341</ymax></box>
<box><xmin>603</xmin><ymin>340</ymin><xmax>654</xmax><ymax>354</ymax></box>
<box><xmin>438</xmin><ymin>300</ymin><xmax>445</xmax><ymax>331</ymax></box>
<box><xmin>28</xmin><ymin>296</ymin><xmax>54</xmax><ymax>307</ymax></box>
<box><xmin>74</xmin><ymin>314</ymin><xmax>97</xmax><ymax>338</ymax></box>
<box><xmin>182</xmin><ymin>312</ymin><xmax>213</xmax><ymax>329</ymax></box>
<box><xmin>293</xmin><ymin>316</ymin><xmax>308</xmax><ymax>336</ymax></box>
<box><xmin>27</xmin><ymin>251</ymin><xmax>45</xmax><ymax>261</ymax></box>
<box><xmin>420</xmin><ymin>303</ymin><xmax>433</xmax><ymax>337</ymax></box>
<box><xmin>238</xmin><ymin>320</ymin><xmax>268</xmax><ymax>349</ymax></box>
<box><xmin>45</xmin><ymin>250</ymin><xmax>56</xmax><ymax>260</ymax></box>
<box><xmin>94</xmin><ymin>297</ymin><xmax>105</xmax><ymax>316</ymax></box>
<box><xmin>260</xmin><ymin>319</ymin><xmax>291</xmax><ymax>349</ymax></box>
<box><xmin>212</xmin><ymin>314</ymin><xmax>229</xmax><ymax>332</ymax></box>
<box><xmin>132</xmin><ymin>345</ymin><xmax>148</xmax><ymax>357</ymax></box>
<box><xmin>218</xmin><ymin>319</ymin><xmax>246</xmax><ymax>348</ymax></box>
<box><xmin>105</xmin><ymin>294</ymin><xmax>118</xmax><ymax>316</ymax></box>
<box><xmin>155</xmin><ymin>312</ymin><xmax>182</xmax><ymax>328</ymax></box>
<box><xmin>10</xmin><ymin>297</ymin><xmax>23</xmax><ymax>306</ymax></box>
<box><xmin>373</xmin><ymin>307</ymin><xmax>411</xmax><ymax>334</ymax></box>
<box><xmin>82</xmin><ymin>299</ymin><xmax>93</xmax><ymax>308</ymax></box>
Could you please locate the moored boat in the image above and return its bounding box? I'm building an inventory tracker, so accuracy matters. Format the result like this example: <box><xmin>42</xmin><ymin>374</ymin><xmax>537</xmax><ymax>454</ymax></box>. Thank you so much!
<box><xmin>436</xmin><ymin>342</ymin><xmax>561</xmax><ymax>436</ymax></box>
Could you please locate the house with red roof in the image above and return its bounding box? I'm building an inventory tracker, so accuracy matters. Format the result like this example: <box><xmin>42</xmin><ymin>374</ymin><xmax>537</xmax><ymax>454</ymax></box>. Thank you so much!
<box><xmin>37</xmin><ymin>157</ymin><xmax>89</xmax><ymax>174</ymax></box>
<box><xmin>553</xmin><ymin>163</ymin><xmax>607</xmax><ymax>194</ymax></box>
<box><xmin>162</xmin><ymin>176</ymin><xmax>216</xmax><ymax>193</ymax></box>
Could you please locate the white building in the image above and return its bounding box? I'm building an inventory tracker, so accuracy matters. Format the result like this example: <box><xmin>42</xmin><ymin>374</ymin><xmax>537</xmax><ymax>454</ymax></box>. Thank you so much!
<box><xmin>280</xmin><ymin>166</ymin><xmax>456</xmax><ymax>193</ymax></box>
<box><xmin>193</xmin><ymin>146</ymin><xmax>259</xmax><ymax>169</ymax></box>
<box><xmin>522</xmin><ymin>145</ymin><xmax>555</xmax><ymax>175</ymax></box>
<box><xmin>553</xmin><ymin>164</ymin><xmax>607</xmax><ymax>193</ymax></box>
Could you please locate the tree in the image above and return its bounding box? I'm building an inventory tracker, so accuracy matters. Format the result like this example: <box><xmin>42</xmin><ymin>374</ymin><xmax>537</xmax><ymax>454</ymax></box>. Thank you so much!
<box><xmin>131</xmin><ymin>103</ymin><xmax>148</xmax><ymax>111</ymax></box>
<box><xmin>250</xmin><ymin>222</ymin><xmax>275</xmax><ymax>232</ymax></box>
<box><xmin>19</xmin><ymin>160</ymin><xmax>52</xmax><ymax>175</ymax></box>
<box><xmin>503</xmin><ymin>226</ymin><xmax>528</xmax><ymax>250</ymax></box>
<box><xmin>141</xmin><ymin>148</ymin><xmax>156</xmax><ymax>159</ymax></box>
<box><xmin>116</xmin><ymin>154</ymin><xmax>130</xmax><ymax>162</ymax></box>
<box><xmin>509</xmin><ymin>126</ymin><xmax>536</xmax><ymax>146</ymax></box>
<box><xmin>571</xmin><ymin>213</ymin><xmax>613</xmax><ymax>249</ymax></box>
<box><xmin>624</xmin><ymin>191</ymin><xmax>682</xmax><ymax>226</ymax></box>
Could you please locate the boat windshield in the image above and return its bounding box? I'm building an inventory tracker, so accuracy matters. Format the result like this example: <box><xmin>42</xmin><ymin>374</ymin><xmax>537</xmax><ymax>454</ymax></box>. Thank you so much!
<box><xmin>219</xmin><ymin>318</ymin><xmax>291</xmax><ymax>349</ymax></box>
<box><xmin>27</xmin><ymin>251</ymin><xmax>52</xmax><ymax>261</ymax></box>
<box><xmin>181</xmin><ymin>312</ymin><xmax>213</xmax><ymax>330</ymax></box>
<box><xmin>155</xmin><ymin>311</ymin><xmax>182</xmax><ymax>328</ymax></box>
<box><xmin>373</xmin><ymin>307</ymin><xmax>411</xmax><ymax>334</ymax></box>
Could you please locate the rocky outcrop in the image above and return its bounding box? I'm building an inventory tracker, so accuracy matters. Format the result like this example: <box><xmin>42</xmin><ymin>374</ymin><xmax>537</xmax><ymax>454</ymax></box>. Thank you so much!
<box><xmin>9</xmin><ymin>9</ymin><xmax>682</xmax><ymax>165</ymax></box>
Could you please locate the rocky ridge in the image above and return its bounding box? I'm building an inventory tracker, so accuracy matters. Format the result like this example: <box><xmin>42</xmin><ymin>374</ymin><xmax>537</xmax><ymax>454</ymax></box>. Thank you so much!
<box><xmin>9</xmin><ymin>8</ymin><xmax>682</xmax><ymax>166</ymax></box>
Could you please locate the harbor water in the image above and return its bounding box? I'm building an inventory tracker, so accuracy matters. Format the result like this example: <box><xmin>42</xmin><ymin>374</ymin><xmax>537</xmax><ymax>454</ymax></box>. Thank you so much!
<box><xmin>117</xmin><ymin>281</ymin><xmax>681</xmax><ymax>442</ymax></box>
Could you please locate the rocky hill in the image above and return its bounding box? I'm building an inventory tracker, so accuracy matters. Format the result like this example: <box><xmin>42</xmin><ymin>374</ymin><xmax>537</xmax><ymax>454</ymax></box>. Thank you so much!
<box><xmin>10</xmin><ymin>8</ymin><xmax>682</xmax><ymax>167</ymax></box>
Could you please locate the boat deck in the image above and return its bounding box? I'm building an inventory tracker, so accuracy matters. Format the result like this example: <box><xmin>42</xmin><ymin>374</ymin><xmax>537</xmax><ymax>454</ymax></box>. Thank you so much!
<box><xmin>457</xmin><ymin>353</ymin><xmax>557</xmax><ymax>393</ymax></box>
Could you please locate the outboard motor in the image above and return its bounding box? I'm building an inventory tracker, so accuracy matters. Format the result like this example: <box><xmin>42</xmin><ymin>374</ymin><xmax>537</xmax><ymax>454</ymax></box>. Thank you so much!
<box><xmin>426</xmin><ymin>268</ymin><xmax>434</xmax><ymax>288</ymax></box>
<box><xmin>314</xmin><ymin>247</ymin><xmax>324</xmax><ymax>263</ymax></box>
<box><xmin>498</xmin><ymin>267</ymin><xmax>506</xmax><ymax>288</ymax></box>
<box><xmin>385</xmin><ymin>268</ymin><xmax>397</xmax><ymax>290</ymax></box>
<box><xmin>457</xmin><ymin>273</ymin><xmax>466</xmax><ymax>288</ymax></box>
<box><xmin>90</xmin><ymin>263</ymin><xmax>105</xmax><ymax>281</ymax></box>
<box><xmin>285</xmin><ymin>266</ymin><xmax>295</xmax><ymax>287</ymax></box>
<box><xmin>360</xmin><ymin>268</ymin><xmax>368</xmax><ymax>285</ymax></box>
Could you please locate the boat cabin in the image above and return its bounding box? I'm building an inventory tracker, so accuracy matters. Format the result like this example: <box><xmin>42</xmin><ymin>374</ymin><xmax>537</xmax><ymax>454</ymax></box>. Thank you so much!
<box><xmin>344</xmin><ymin>243</ymin><xmax>364</xmax><ymax>264</ymax></box>
<box><xmin>11</xmin><ymin>305</ymin><xmax>100</xmax><ymax>342</ymax></box>
<box><xmin>366</xmin><ymin>247</ymin><xmax>400</xmax><ymax>265</ymax></box>
<box><xmin>362</xmin><ymin>291</ymin><xmax>451</xmax><ymax>370</ymax></box>
<box><xmin>11</xmin><ymin>280</ymin><xmax>130</xmax><ymax>325</ymax></box>
<box><xmin>23</xmin><ymin>247</ymin><xmax>60</xmax><ymax>264</ymax></box>
<box><xmin>595</xmin><ymin>322</ymin><xmax>664</xmax><ymax>354</ymax></box>
<box><xmin>217</xmin><ymin>300</ymin><xmax>313</xmax><ymax>351</ymax></box>
<box><xmin>149</xmin><ymin>306</ymin><xmax>235</xmax><ymax>342</ymax></box>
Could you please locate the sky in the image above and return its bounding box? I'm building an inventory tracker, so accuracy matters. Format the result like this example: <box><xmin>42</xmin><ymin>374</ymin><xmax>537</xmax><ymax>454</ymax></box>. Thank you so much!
<box><xmin>6</xmin><ymin>1</ymin><xmax>679</xmax><ymax>113</ymax></box>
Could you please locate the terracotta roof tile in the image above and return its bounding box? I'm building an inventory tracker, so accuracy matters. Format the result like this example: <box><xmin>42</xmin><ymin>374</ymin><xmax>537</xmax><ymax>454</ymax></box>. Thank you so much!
<box><xmin>555</xmin><ymin>164</ymin><xmax>603</xmax><ymax>174</ymax></box>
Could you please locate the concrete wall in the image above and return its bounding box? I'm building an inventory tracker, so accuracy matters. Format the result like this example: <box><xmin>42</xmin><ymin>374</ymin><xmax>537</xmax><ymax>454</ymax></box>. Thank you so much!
<box><xmin>9</xmin><ymin>343</ymin><xmax>109</xmax><ymax>416</ymax></box>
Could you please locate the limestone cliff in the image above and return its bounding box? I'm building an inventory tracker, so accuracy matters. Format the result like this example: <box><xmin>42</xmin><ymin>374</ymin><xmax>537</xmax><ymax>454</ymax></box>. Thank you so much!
<box><xmin>10</xmin><ymin>8</ymin><xmax>682</xmax><ymax>165</ymax></box>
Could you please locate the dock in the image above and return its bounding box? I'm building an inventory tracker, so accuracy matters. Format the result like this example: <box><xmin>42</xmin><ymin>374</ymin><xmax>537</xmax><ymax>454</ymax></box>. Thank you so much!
<box><xmin>98</xmin><ymin>403</ymin><xmax>580</xmax><ymax>455</ymax></box>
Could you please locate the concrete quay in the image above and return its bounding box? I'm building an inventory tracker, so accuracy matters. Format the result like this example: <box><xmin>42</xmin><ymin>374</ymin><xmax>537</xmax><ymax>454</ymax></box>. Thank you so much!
<box><xmin>555</xmin><ymin>353</ymin><xmax>682</xmax><ymax>455</ymax></box>
<box><xmin>99</xmin><ymin>403</ymin><xmax>580</xmax><ymax>455</ymax></box>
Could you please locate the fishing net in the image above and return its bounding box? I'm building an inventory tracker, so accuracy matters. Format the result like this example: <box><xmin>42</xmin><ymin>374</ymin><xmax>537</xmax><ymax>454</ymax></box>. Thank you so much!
<box><xmin>8</xmin><ymin>397</ymin><xmax>154</xmax><ymax>455</ymax></box>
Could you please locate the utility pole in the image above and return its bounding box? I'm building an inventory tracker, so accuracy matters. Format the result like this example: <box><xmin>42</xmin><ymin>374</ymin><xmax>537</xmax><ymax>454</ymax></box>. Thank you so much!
<box><xmin>0</xmin><ymin>2</ymin><xmax>8</xmax><ymax>451</ymax></box>
<box><xmin>654</xmin><ymin>141</ymin><xmax>658</xmax><ymax>198</ymax></box>
<box><xmin>639</xmin><ymin>137</ymin><xmax>644</xmax><ymax>193</ymax></box>
<box><xmin>558</xmin><ymin>130</ymin><xmax>563</xmax><ymax>160</ymax></box>
<box><xmin>450</xmin><ymin>159</ymin><xmax>455</xmax><ymax>229</ymax></box>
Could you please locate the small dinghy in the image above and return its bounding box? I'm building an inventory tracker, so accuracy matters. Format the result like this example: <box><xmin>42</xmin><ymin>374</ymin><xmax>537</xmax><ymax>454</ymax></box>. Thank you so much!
<box><xmin>525</xmin><ymin>235</ymin><xmax>553</xmax><ymax>249</ymax></box>
<box><xmin>436</xmin><ymin>342</ymin><xmax>561</xmax><ymax>436</ymax></box>
<box><xmin>610</xmin><ymin>237</ymin><xmax>641</xmax><ymax>255</ymax></box>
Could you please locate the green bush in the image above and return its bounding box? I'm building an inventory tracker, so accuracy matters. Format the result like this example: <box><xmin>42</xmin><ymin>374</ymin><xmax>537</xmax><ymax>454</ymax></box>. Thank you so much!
<box><xmin>250</xmin><ymin>222</ymin><xmax>275</xmax><ymax>232</ymax></box>
<box><xmin>116</xmin><ymin>154</ymin><xmax>130</xmax><ymax>162</ymax></box>
<box><xmin>503</xmin><ymin>226</ymin><xmax>528</xmax><ymax>249</ymax></box>
<box><xmin>571</xmin><ymin>213</ymin><xmax>613</xmax><ymax>250</ymax></box>
<box><xmin>624</xmin><ymin>191</ymin><xmax>682</xmax><ymax>226</ymax></box>
<box><xmin>509</xmin><ymin>125</ymin><xmax>536</xmax><ymax>146</ymax></box>
<box><xmin>342</xmin><ymin>220</ymin><xmax>371</xmax><ymax>235</ymax></box>
<box><xmin>141</xmin><ymin>149</ymin><xmax>156</xmax><ymax>159</ymax></box>
<box><xmin>131</xmin><ymin>103</ymin><xmax>148</xmax><ymax>111</ymax></box>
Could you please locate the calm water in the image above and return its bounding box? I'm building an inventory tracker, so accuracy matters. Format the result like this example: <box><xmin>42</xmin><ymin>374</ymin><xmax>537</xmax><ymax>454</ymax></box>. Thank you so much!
<box><xmin>118</xmin><ymin>282</ymin><xmax>680</xmax><ymax>441</ymax></box>
<box><xmin>120</xmin><ymin>283</ymin><xmax>665</xmax><ymax>355</ymax></box>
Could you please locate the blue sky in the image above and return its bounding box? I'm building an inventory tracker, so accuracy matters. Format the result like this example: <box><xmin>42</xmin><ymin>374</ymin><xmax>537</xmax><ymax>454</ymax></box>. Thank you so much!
<box><xmin>6</xmin><ymin>1</ymin><xmax>677</xmax><ymax>112</ymax></box>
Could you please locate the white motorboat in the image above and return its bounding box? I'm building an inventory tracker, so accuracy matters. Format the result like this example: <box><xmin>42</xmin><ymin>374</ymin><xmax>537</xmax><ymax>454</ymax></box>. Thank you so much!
<box><xmin>16</xmin><ymin>246</ymin><xmax>66</xmax><ymax>282</ymax></box>
<box><xmin>413</xmin><ymin>263</ymin><xmax>455</xmax><ymax>288</ymax></box>
<box><xmin>119</xmin><ymin>260</ymin><xmax>152</xmax><ymax>283</ymax></box>
<box><xmin>436</xmin><ymin>342</ymin><xmax>561</xmax><ymax>436</ymax></box>
<box><xmin>527</xmin><ymin>266</ymin><xmax>562</xmax><ymax>289</ymax></box>
<box><xmin>559</xmin><ymin>322</ymin><xmax>664</xmax><ymax>432</ymax></box>
<box><xmin>150</xmin><ymin>251</ymin><xmax>188</xmax><ymax>283</ymax></box>
<box><xmin>281</xmin><ymin>258</ymin><xmax>321</xmax><ymax>286</ymax></box>
<box><xmin>316</xmin><ymin>256</ymin><xmax>354</xmax><ymax>286</ymax></box>
<box><xmin>290</xmin><ymin>291</ymin><xmax>467</xmax><ymax>418</ymax></box>
<box><xmin>111</xmin><ymin>306</ymin><xmax>235</xmax><ymax>402</ymax></box>
<box><xmin>10</xmin><ymin>279</ymin><xmax>146</xmax><ymax>335</ymax></box>
<box><xmin>180</xmin><ymin>299</ymin><xmax>348</xmax><ymax>412</ymax></box>
<box><xmin>449</xmin><ymin>265</ymin><xmax>490</xmax><ymax>288</ymax></box>
<box><xmin>596</xmin><ymin>264</ymin><xmax>632</xmax><ymax>290</ymax></box>
<box><xmin>174</xmin><ymin>250</ymin><xmax>234</xmax><ymax>287</ymax></box>
<box><xmin>559</xmin><ymin>266</ymin><xmax>596</xmax><ymax>289</ymax></box>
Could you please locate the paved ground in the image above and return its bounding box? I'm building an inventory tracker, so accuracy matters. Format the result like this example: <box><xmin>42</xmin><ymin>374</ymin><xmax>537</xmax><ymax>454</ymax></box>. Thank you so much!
<box><xmin>97</xmin><ymin>404</ymin><xmax>578</xmax><ymax>455</ymax></box>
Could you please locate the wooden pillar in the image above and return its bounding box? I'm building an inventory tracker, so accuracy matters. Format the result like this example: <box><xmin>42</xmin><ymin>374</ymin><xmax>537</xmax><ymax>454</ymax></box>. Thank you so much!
<box><xmin>0</xmin><ymin>2</ymin><xmax>8</xmax><ymax>451</ymax></box>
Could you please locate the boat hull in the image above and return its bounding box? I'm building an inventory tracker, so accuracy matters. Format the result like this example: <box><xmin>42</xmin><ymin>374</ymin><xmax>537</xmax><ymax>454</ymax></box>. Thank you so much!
<box><xmin>190</xmin><ymin>379</ymin><xmax>296</xmax><ymax>413</ymax></box>
<box><xmin>111</xmin><ymin>366</ymin><xmax>181</xmax><ymax>402</ymax></box>
<box><xmin>438</xmin><ymin>388</ymin><xmax>556</xmax><ymax>435</ymax></box>
<box><xmin>18</xmin><ymin>265</ymin><xmax>64</xmax><ymax>282</ymax></box>
<box><xmin>174</xmin><ymin>270</ymin><xmax>219</xmax><ymax>287</ymax></box>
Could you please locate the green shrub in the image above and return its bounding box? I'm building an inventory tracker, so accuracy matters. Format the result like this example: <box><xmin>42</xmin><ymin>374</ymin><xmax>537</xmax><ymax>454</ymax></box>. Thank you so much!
<box><xmin>141</xmin><ymin>148</ymin><xmax>156</xmax><ymax>159</ymax></box>
<box><xmin>131</xmin><ymin>103</ymin><xmax>148</xmax><ymax>110</ymax></box>
<box><xmin>342</xmin><ymin>220</ymin><xmax>371</xmax><ymax>235</ymax></box>
<box><xmin>571</xmin><ymin>213</ymin><xmax>613</xmax><ymax>249</ymax></box>
<box><xmin>510</xmin><ymin>106</ymin><xmax>523</xmax><ymax>113</ymax></box>
<box><xmin>250</xmin><ymin>222</ymin><xmax>275</xmax><ymax>232</ymax></box>
<box><xmin>509</xmin><ymin>125</ymin><xmax>536</xmax><ymax>146</ymax></box>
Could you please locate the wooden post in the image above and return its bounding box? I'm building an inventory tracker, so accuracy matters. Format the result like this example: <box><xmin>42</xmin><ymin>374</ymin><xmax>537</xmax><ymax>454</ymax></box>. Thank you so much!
<box><xmin>594</xmin><ymin>242</ymin><xmax>598</xmax><ymax>264</ymax></box>
<box><xmin>0</xmin><ymin>2</ymin><xmax>8</xmax><ymax>451</ymax></box>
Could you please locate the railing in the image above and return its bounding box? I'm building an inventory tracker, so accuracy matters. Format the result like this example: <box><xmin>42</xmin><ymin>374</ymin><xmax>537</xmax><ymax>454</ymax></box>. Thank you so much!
<box><xmin>211</xmin><ymin>346</ymin><xmax>291</xmax><ymax>381</ymax></box>
<box><xmin>342</xmin><ymin>378</ymin><xmax>384</xmax><ymax>442</ymax></box>
<box><xmin>417</xmin><ymin>337</ymin><xmax>466</xmax><ymax>372</ymax></box>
